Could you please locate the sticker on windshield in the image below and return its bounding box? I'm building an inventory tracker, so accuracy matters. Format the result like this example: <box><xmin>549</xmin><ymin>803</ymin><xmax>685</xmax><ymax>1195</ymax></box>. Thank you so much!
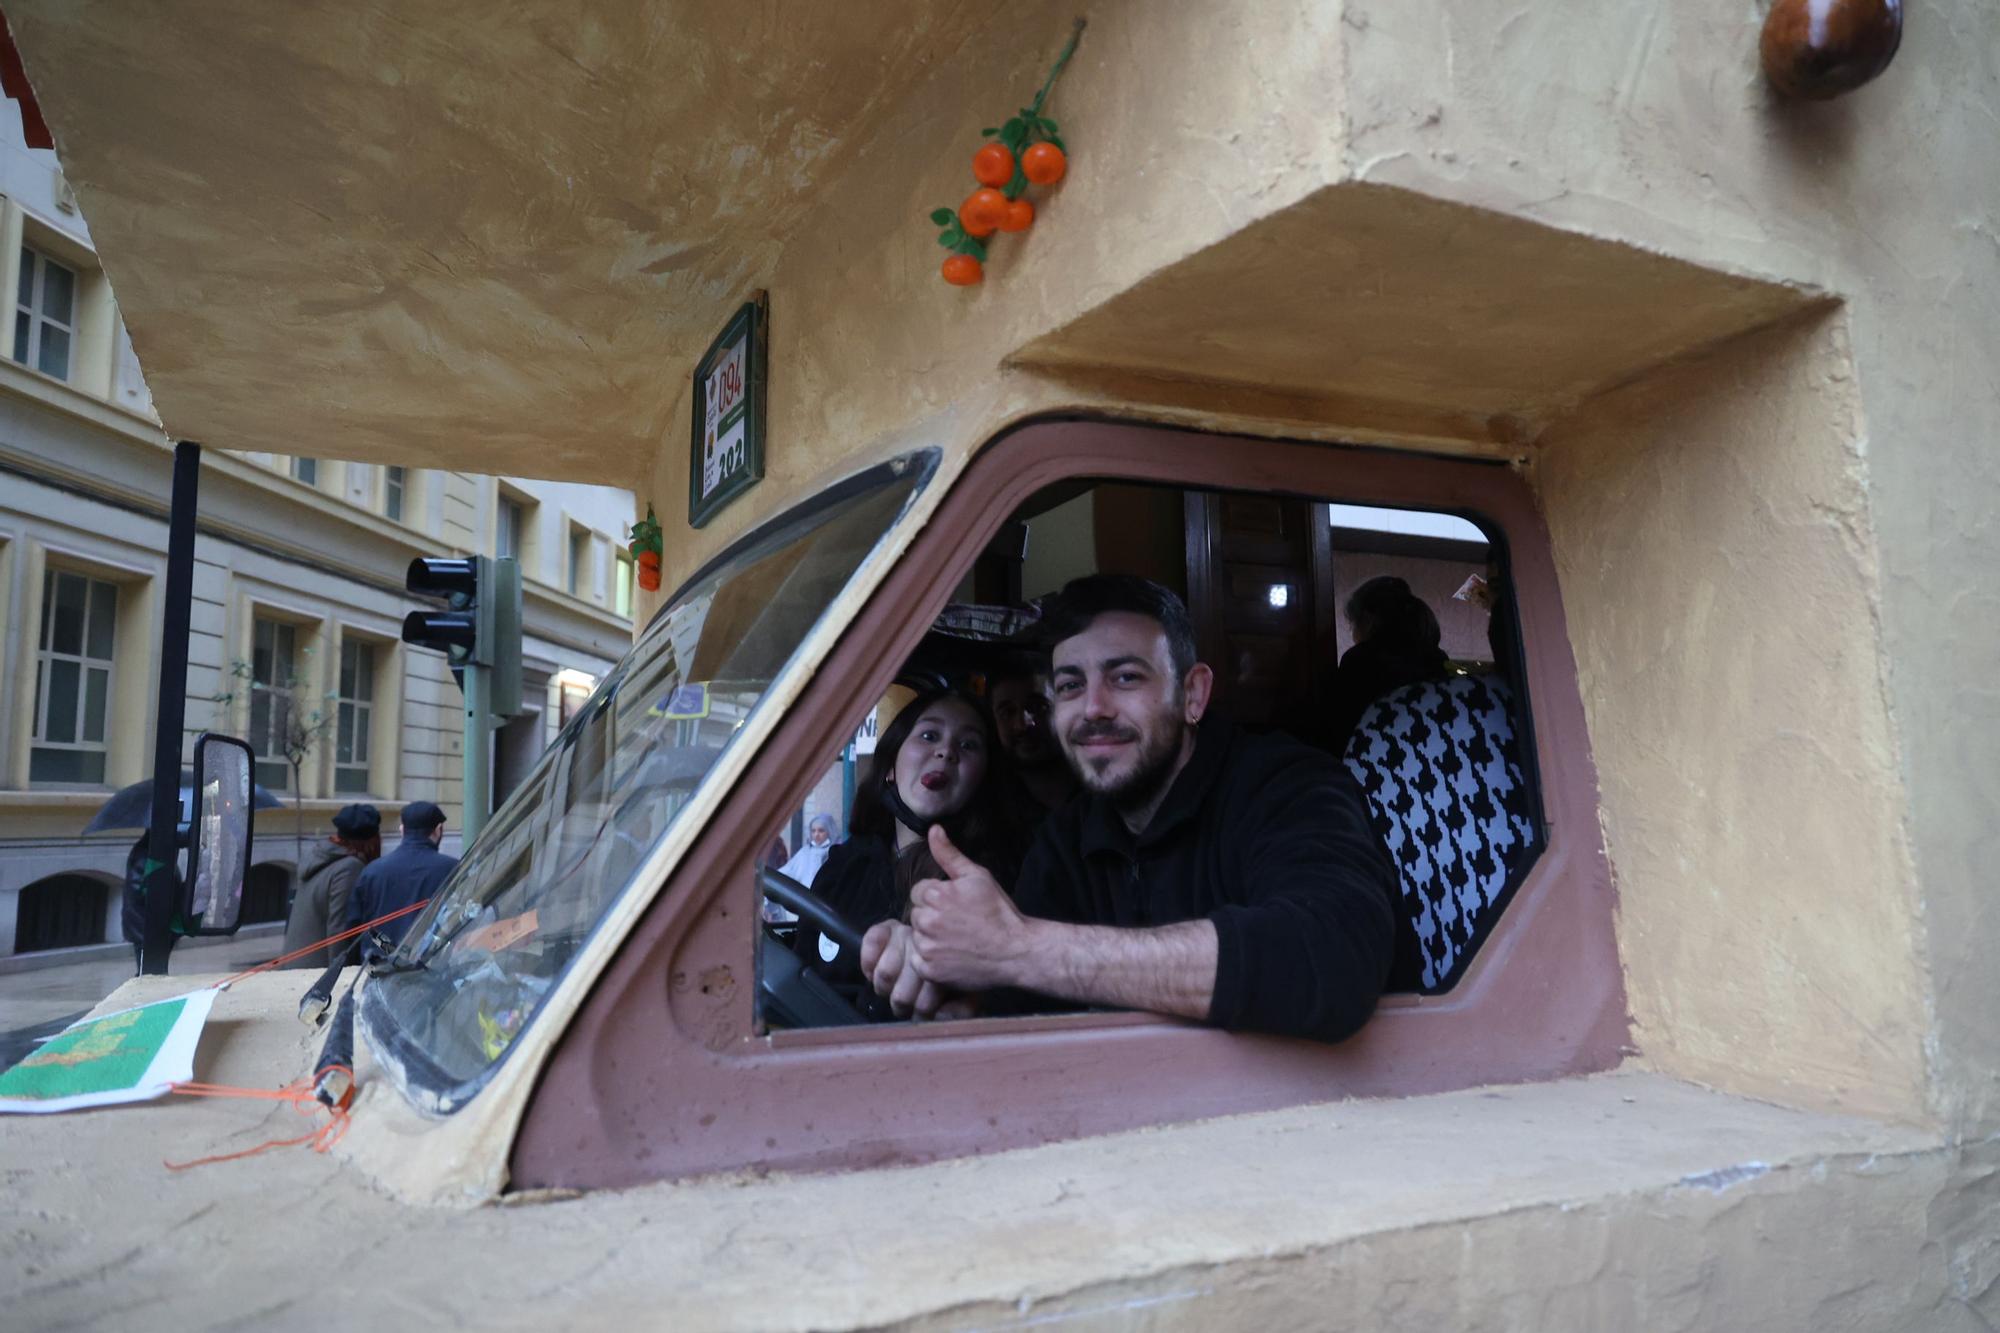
<box><xmin>652</xmin><ymin>683</ymin><xmax>711</xmax><ymax>720</ymax></box>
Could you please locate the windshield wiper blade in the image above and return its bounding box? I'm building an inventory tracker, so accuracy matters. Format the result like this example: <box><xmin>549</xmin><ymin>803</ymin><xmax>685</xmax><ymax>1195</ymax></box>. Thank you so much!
<box><xmin>370</xmin><ymin>905</ymin><xmax>490</xmax><ymax>976</ymax></box>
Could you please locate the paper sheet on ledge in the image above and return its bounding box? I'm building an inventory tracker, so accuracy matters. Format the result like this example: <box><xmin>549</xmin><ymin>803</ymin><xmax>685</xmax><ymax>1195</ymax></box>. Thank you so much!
<box><xmin>0</xmin><ymin>988</ymin><xmax>218</xmax><ymax>1113</ymax></box>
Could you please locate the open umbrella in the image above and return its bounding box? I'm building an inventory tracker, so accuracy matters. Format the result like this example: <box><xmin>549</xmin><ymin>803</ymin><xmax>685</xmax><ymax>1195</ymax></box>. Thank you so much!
<box><xmin>80</xmin><ymin>770</ymin><xmax>286</xmax><ymax>835</ymax></box>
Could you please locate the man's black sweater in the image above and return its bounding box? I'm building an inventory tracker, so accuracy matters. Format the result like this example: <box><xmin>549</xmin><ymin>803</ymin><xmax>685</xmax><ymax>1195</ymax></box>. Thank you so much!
<box><xmin>1013</xmin><ymin>717</ymin><xmax>1410</xmax><ymax>1043</ymax></box>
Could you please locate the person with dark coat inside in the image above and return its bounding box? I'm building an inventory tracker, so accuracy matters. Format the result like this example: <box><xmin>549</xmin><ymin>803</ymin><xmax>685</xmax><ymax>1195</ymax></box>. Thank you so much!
<box><xmin>860</xmin><ymin>575</ymin><xmax>1411</xmax><ymax>1043</ymax></box>
<box><xmin>1331</xmin><ymin>575</ymin><xmax>1451</xmax><ymax>749</ymax></box>
<box><xmin>347</xmin><ymin>800</ymin><xmax>458</xmax><ymax>948</ymax></box>
<box><xmin>283</xmin><ymin>803</ymin><xmax>381</xmax><ymax>968</ymax></box>
<box><xmin>988</xmin><ymin>655</ymin><xmax>1079</xmax><ymax>824</ymax></box>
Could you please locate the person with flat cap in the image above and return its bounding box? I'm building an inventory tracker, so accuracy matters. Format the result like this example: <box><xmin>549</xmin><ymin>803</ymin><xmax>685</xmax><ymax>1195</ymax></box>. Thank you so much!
<box><xmin>282</xmin><ymin>803</ymin><xmax>382</xmax><ymax>968</ymax></box>
<box><xmin>347</xmin><ymin>800</ymin><xmax>458</xmax><ymax>947</ymax></box>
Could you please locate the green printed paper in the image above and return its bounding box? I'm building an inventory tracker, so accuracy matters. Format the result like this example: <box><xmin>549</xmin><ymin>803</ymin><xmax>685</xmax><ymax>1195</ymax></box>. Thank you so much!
<box><xmin>0</xmin><ymin>989</ymin><xmax>217</xmax><ymax>1114</ymax></box>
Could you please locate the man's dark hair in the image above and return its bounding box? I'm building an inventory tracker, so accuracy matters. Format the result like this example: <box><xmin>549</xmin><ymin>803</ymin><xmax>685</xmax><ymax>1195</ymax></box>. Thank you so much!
<box><xmin>1042</xmin><ymin>575</ymin><xmax>1198</xmax><ymax>679</ymax></box>
<box><xmin>985</xmin><ymin>648</ymin><xmax>1049</xmax><ymax>690</ymax></box>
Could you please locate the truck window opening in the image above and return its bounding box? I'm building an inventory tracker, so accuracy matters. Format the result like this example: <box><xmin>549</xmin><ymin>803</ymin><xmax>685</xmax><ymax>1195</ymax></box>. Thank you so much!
<box><xmin>757</xmin><ymin>477</ymin><xmax>1543</xmax><ymax>1033</ymax></box>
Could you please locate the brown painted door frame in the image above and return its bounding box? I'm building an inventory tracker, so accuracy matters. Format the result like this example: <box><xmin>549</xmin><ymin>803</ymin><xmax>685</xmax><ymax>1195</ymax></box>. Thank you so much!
<box><xmin>512</xmin><ymin>418</ymin><xmax>1627</xmax><ymax>1191</ymax></box>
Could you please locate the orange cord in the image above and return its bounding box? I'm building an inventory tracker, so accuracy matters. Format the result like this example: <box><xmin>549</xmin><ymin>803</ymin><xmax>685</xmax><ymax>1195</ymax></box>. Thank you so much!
<box><xmin>163</xmin><ymin>1068</ymin><xmax>354</xmax><ymax>1170</ymax></box>
<box><xmin>158</xmin><ymin>898</ymin><xmax>436</xmax><ymax>1172</ymax></box>
<box><xmin>217</xmin><ymin>898</ymin><xmax>431</xmax><ymax>988</ymax></box>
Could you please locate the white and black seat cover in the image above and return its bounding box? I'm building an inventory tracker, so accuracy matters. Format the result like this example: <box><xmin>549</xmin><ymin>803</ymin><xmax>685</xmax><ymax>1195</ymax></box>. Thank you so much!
<box><xmin>1343</xmin><ymin>673</ymin><xmax>1537</xmax><ymax>992</ymax></box>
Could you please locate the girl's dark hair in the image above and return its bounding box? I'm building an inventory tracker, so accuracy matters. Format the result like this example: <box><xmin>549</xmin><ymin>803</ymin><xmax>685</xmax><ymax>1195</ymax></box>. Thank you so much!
<box><xmin>848</xmin><ymin>688</ymin><xmax>1017</xmax><ymax>861</ymax></box>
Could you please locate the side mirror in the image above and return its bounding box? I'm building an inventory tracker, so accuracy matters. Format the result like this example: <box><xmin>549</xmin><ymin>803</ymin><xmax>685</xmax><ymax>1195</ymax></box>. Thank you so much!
<box><xmin>184</xmin><ymin>732</ymin><xmax>256</xmax><ymax>935</ymax></box>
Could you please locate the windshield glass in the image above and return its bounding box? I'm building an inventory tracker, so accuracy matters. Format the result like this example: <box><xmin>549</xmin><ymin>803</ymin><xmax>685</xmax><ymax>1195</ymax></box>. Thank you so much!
<box><xmin>363</xmin><ymin>457</ymin><xmax>928</xmax><ymax>1109</ymax></box>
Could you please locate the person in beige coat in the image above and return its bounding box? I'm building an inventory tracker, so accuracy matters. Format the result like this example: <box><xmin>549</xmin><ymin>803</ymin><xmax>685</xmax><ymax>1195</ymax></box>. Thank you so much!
<box><xmin>282</xmin><ymin>803</ymin><xmax>381</xmax><ymax>968</ymax></box>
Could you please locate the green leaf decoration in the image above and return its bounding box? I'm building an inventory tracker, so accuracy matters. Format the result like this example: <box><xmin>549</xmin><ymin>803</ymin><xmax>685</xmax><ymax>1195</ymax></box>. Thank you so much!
<box><xmin>955</xmin><ymin>236</ymin><xmax>988</xmax><ymax>261</ymax></box>
<box><xmin>1001</xmin><ymin>116</ymin><xmax>1026</xmax><ymax>148</ymax></box>
<box><xmin>1047</xmin><ymin>134</ymin><xmax>1066</xmax><ymax>152</ymax></box>
<box><xmin>1040</xmin><ymin>117</ymin><xmax>1059</xmax><ymax>133</ymax></box>
<box><xmin>938</xmin><ymin>230</ymin><xmax>954</xmax><ymax>247</ymax></box>
<box><xmin>929</xmin><ymin>207</ymin><xmax>955</xmax><ymax>225</ymax></box>
<box><xmin>981</xmin><ymin>126</ymin><xmax>999</xmax><ymax>136</ymax></box>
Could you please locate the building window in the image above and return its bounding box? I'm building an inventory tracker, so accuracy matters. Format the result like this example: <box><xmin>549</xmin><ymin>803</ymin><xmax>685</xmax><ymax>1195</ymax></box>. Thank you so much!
<box><xmin>568</xmin><ymin>526</ymin><xmax>591</xmax><ymax>597</ymax></box>
<box><xmin>15</xmin><ymin>874</ymin><xmax>108</xmax><ymax>953</ymax></box>
<box><xmin>249</xmin><ymin>617</ymin><xmax>299</xmax><ymax>790</ymax></box>
<box><xmin>31</xmin><ymin>568</ymin><xmax>117</xmax><ymax>785</ymax></box>
<box><xmin>615</xmin><ymin>550</ymin><xmax>634</xmax><ymax>618</ymax></box>
<box><xmin>241</xmin><ymin>864</ymin><xmax>292</xmax><ymax>925</ymax></box>
<box><xmin>498</xmin><ymin>497</ymin><xmax>524</xmax><ymax>560</ymax></box>
<box><xmin>291</xmin><ymin>457</ymin><xmax>319</xmax><ymax>486</ymax></box>
<box><xmin>334</xmin><ymin>637</ymin><xmax>376</xmax><ymax>794</ymax></box>
<box><xmin>13</xmin><ymin>246</ymin><xmax>76</xmax><ymax>381</ymax></box>
<box><xmin>384</xmin><ymin>466</ymin><xmax>407</xmax><ymax>523</ymax></box>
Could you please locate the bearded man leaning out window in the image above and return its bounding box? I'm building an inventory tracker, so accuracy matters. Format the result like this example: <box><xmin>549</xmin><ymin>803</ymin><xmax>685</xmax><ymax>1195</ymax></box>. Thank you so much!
<box><xmin>862</xmin><ymin>574</ymin><xmax>1418</xmax><ymax>1042</ymax></box>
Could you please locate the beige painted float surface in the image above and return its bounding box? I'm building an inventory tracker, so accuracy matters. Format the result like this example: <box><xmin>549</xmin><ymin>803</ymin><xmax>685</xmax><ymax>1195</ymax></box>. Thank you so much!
<box><xmin>2</xmin><ymin>2</ymin><xmax>1004</xmax><ymax>483</ymax></box>
<box><xmin>4</xmin><ymin>0</ymin><xmax>1998</xmax><ymax>1313</ymax></box>
<box><xmin>1538</xmin><ymin>312</ymin><xmax>1929</xmax><ymax>1124</ymax></box>
<box><xmin>2</xmin><ymin>970</ymin><xmax>1981</xmax><ymax>1331</ymax></box>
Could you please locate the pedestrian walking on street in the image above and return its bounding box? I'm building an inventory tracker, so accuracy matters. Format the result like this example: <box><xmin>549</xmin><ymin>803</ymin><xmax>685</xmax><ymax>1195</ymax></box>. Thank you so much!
<box><xmin>283</xmin><ymin>803</ymin><xmax>381</xmax><ymax>968</ymax></box>
<box><xmin>347</xmin><ymin>801</ymin><xmax>458</xmax><ymax>950</ymax></box>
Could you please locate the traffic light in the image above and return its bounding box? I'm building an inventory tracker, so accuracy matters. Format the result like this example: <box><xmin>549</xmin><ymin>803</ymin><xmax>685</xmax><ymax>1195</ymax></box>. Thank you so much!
<box><xmin>402</xmin><ymin>555</ymin><xmax>521</xmax><ymax>715</ymax></box>
<box><xmin>402</xmin><ymin>555</ymin><xmax>522</xmax><ymax>839</ymax></box>
<box><xmin>402</xmin><ymin>557</ymin><xmax>480</xmax><ymax>661</ymax></box>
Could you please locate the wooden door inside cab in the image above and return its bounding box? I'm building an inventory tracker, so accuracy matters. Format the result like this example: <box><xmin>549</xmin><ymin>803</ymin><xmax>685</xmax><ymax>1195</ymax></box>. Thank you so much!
<box><xmin>1183</xmin><ymin>491</ymin><xmax>1338</xmax><ymax>749</ymax></box>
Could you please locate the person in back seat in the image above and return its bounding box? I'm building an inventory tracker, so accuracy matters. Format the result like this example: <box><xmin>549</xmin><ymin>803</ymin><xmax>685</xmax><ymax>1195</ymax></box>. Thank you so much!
<box><xmin>1331</xmin><ymin>575</ymin><xmax>1451</xmax><ymax>749</ymax></box>
<box><xmin>987</xmin><ymin>654</ymin><xmax>1077</xmax><ymax>823</ymax></box>
<box><xmin>862</xmin><ymin>576</ymin><xmax>1413</xmax><ymax>1043</ymax></box>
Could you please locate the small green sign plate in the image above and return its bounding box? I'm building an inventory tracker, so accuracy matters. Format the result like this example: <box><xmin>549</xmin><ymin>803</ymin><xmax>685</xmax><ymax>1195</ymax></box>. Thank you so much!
<box><xmin>689</xmin><ymin>294</ymin><xmax>769</xmax><ymax>529</ymax></box>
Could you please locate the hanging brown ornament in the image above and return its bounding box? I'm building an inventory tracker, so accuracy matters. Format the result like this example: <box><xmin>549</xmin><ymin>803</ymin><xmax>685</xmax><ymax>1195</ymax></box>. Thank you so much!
<box><xmin>1760</xmin><ymin>0</ymin><xmax>1903</xmax><ymax>100</ymax></box>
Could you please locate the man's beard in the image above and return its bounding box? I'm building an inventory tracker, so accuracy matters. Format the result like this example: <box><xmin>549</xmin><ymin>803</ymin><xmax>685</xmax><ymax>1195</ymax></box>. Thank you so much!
<box><xmin>1066</xmin><ymin>709</ymin><xmax>1188</xmax><ymax>814</ymax></box>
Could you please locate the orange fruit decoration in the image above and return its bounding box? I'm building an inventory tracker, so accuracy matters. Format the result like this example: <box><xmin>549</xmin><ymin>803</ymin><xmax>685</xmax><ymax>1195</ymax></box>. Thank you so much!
<box><xmin>959</xmin><ymin>188</ymin><xmax>1009</xmax><ymax>235</ymax></box>
<box><xmin>972</xmin><ymin>142</ymin><xmax>1015</xmax><ymax>188</ymax></box>
<box><xmin>1021</xmin><ymin>142</ymin><xmax>1066</xmax><ymax>185</ymax></box>
<box><xmin>924</xmin><ymin>20</ymin><xmax>1084</xmax><ymax>288</ymax></box>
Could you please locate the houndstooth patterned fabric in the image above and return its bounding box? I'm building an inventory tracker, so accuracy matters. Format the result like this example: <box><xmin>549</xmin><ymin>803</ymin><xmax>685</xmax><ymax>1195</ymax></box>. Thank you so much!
<box><xmin>1344</xmin><ymin>673</ymin><xmax>1538</xmax><ymax>992</ymax></box>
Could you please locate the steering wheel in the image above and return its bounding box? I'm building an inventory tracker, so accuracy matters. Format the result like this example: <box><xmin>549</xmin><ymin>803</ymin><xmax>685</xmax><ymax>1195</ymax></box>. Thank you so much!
<box><xmin>759</xmin><ymin>865</ymin><xmax>864</xmax><ymax>955</ymax></box>
<box><xmin>757</xmin><ymin>865</ymin><xmax>873</xmax><ymax>1027</ymax></box>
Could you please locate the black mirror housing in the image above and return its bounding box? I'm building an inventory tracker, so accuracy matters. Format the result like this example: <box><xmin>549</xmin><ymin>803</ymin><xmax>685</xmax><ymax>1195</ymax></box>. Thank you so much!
<box><xmin>182</xmin><ymin>732</ymin><xmax>256</xmax><ymax>936</ymax></box>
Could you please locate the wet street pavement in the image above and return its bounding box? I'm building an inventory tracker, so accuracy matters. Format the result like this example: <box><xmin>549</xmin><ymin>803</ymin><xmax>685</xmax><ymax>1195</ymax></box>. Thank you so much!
<box><xmin>0</xmin><ymin>930</ymin><xmax>281</xmax><ymax>1070</ymax></box>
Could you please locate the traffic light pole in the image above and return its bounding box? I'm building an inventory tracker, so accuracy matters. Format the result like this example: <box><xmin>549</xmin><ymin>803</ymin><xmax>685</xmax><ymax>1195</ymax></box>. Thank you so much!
<box><xmin>462</xmin><ymin>660</ymin><xmax>491</xmax><ymax>843</ymax></box>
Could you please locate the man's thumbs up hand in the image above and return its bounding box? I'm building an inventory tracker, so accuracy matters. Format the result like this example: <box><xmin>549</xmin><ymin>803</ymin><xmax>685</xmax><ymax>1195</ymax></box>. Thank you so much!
<box><xmin>927</xmin><ymin>823</ymin><xmax>977</xmax><ymax>876</ymax></box>
<box><xmin>908</xmin><ymin>827</ymin><xmax>1035</xmax><ymax>993</ymax></box>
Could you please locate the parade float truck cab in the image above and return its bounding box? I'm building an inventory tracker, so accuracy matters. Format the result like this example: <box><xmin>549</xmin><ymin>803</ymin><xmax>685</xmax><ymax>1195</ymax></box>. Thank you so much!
<box><xmin>359</xmin><ymin>419</ymin><xmax>1620</xmax><ymax>1191</ymax></box>
<box><xmin>4</xmin><ymin>3</ymin><xmax>1993</xmax><ymax>1328</ymax></box>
